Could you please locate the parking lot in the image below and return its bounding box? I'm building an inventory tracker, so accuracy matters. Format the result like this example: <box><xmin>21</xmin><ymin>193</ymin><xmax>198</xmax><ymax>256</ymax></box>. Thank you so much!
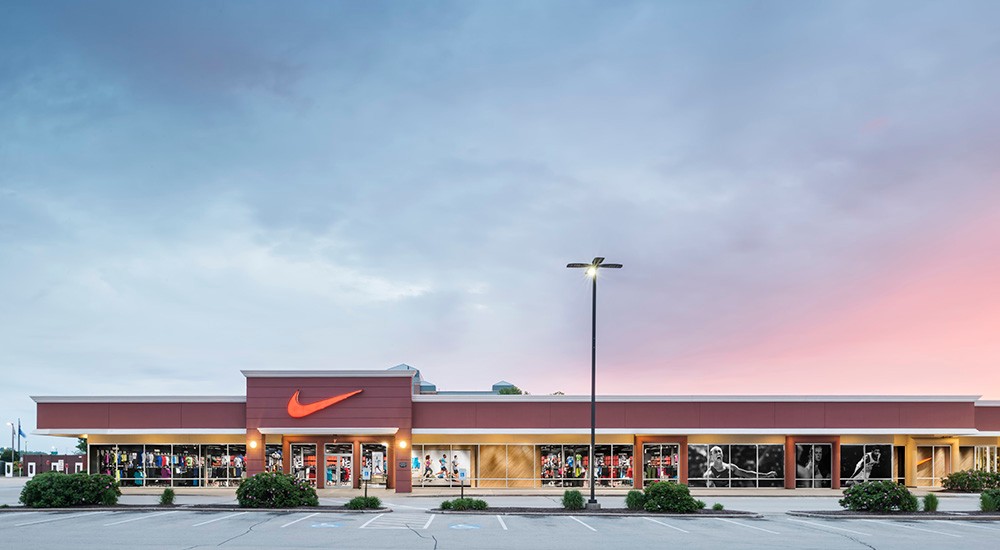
<box><xmin>2</xmin><ymin>507</ymin><xmax>1000</xmax><ymax>549</ymax></box>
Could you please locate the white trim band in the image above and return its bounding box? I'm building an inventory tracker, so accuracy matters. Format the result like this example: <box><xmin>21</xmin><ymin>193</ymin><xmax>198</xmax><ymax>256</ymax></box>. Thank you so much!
<box><xmin>33</xmin><ymin>429</ymin><xmax>247</xmax><ymax>435</ymax></box>
<box><xmin>412</xmin><ymin>395</ymin><xmax>981</xmax><ymax>403</ymax></box>
<box><xmin>256</xmin><ymin>427</ymin><xmax>399</xmax><ymax>435</ymax></box>
<box><xmin>242</xmin><ymin>370</ymin><xmax>416</xmax><ymax>378</ymax></box>
<box><xmin>31</xmin><ymin>396</ymin><xmax>247</xmax><ymax>403</ymax></box>
<box><xmin>412</xmin><ymin>428</ymin><xmax>982</xmax><ymax>436</ymax></box>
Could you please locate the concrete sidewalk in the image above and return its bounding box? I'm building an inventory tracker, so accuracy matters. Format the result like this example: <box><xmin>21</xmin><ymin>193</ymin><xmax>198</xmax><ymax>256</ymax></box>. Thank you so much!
<box><xmin>1</xmin><ymin>476</ymin><xmax>981</xmax><ymax>515</ymax></box>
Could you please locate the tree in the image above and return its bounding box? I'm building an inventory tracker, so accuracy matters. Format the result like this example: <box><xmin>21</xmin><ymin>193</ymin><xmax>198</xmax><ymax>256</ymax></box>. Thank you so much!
<box><xmin>77</xmin><ymin>438</ymin><xmax>88</xmax><ymax>454</ymax></box>
<box><xmin>1</xmin><ymin>448</ymin><xmax>20</xmax><ymax>462</ymax></box>
<box><xmin>498</xmin><ymin>386</ymin><xmax>524</xmax><ymax>395</ymax></box>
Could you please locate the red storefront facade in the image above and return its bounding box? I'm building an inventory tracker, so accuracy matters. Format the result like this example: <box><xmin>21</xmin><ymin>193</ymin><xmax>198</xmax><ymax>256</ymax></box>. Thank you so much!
<box><xmin>32</xmin><ymin>369</ymin><xmax>1000</xmax><ymax>492</ymax></box>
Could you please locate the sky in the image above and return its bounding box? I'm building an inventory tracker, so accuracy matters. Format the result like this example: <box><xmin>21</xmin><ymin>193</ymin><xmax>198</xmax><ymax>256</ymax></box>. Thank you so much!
<box><xmin>2</xmin><ymin>0</ymin><xmax>999</xmax><ymax>453</ymax></box>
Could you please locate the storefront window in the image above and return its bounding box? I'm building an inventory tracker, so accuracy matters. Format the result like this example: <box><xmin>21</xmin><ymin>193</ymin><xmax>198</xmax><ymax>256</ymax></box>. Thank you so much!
<box><xmin>172</xmin><ymin>444</ymin><xmax>200</xmax><ymax>487</ymax></box>
<box><xmin>291</xmin><ymin>443</ymin><xmax>317</xmax><ymax>487</ymax></box>
<box><xmin>265</xmin><ymin>444</ymin><xmax>282</xmax><ymax>473</ymax></box>
<box><xmin>916</xmin><ymin>445</ymin><xmax>951</xmax><ymax>487</ymax></box>
<box><xmin>975</xmin><ymin>446</ymin><xmax>999</xmax><ymax>473</ymax></box>
<box><xmin>228</xmin><ymin>445</ymin><xmax>246</xmax><ymax>482</ymax></box>
<box><xmin>204</xmin><ymin>444</ymin><xmax>227</xmax><ymax>487</ymax></box>
<box><xmin>539</xmin><ymin>445</ymin><xmax>563</xmax><ymax>487</ymax></box>
<box><xmin>840</xmin><ymin>444</ymin><xmax>892</xmax><ymax>487</ymax></box>
<box><xmin>688</xmin><ymin>444</ymin><xmax>785</xmax><ymax>488</ymax></box>
<box><xmin>90</xmin><ymin>445</ymin><xmax>145</xmax><ymax>487</ymax></box>
<box><xmin>144</xmin><ymin>444</ymin><xmax>172</xmax><ymax>487</ymax></box>
<box><xmin>643</xmin><ymin>444</ymin><xmax>679</xmax><ymax>483</ymax></box>
<box><xmin>412</xmin><ymin>445</ymin><xmax>474</xmax><ymax>487</ymax></box>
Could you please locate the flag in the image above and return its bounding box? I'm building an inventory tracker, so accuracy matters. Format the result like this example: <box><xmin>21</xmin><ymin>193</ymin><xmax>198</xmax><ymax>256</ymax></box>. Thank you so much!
<box><xmin>18</xmin><ymin>420</ymin><xmax>26</xmax><ymax>440</ymax></box>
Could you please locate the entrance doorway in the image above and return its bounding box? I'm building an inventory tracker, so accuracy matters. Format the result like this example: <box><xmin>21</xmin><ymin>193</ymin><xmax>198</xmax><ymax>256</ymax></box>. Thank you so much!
<box><xmin>324</xmin><ymin>444</ymin><xmax>353</xmax><ymax>488</ymax></box>
<box><xmin>795</xmin><ymin>443</ymin><xmax>832</xmax><ymax>488</ymax></box>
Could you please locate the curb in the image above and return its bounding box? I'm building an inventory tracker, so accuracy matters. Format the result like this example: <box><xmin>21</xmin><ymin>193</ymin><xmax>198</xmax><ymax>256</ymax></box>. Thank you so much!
<box><xmin>434</xmin><ymin>510</ymin><xmax>763</xmax><ymax>518</ymax></box>
<box><xmin>0</xmin><ymin>506</ymin><xmax>390</xmax><ymax>514</ymax></box>
<box><xmin>787</xmin><ymin>511</ymin><xmax>1000</xmax><ymax>521</ymax></box>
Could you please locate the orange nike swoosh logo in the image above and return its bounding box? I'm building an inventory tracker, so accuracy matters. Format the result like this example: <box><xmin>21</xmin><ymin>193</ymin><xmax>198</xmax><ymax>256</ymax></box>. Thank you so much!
<box><xmin>287</xmin><ymin>389</ymin><xmax>363</xmax><ymax>418</ymax></box>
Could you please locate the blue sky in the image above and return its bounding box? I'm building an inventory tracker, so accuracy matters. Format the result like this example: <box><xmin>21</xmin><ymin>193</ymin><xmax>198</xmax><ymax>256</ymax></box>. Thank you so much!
<box><xmin>2</xmin><ymin>1</ymin><xmax>1000</xmax><ymax>452</ymax></box>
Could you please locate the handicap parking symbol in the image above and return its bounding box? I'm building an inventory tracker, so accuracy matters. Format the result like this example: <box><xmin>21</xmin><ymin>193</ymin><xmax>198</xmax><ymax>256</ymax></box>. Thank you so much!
<box><xmin>311</xmin><ymin>522</ymin><xmax>343</xmax><ymax>528</ymax></box>
<box><xmin>449</xmin><ymin>523</ymin><xmax>481</xmax><ymax>530</ymax></box>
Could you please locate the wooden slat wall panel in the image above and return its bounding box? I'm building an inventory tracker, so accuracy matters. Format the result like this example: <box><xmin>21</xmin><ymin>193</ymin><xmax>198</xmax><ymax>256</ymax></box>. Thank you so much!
<box><xmin>479</xmin><ymin>445</ymin><xmax>507</xmax><ymax>487</ymax></box>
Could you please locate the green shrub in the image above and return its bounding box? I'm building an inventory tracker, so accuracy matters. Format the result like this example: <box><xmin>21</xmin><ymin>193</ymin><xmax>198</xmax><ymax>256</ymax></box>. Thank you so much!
<box><xmin>19</xmin><ymin>472</ymin><xmax>121</xmax><ymax>508</ymax></box>
<box><xmin>236</xmin><ymin>473</ymin><xmax>318</xmax><ymax>508</ymax></box>
<box><xmin>838</xmin><ymin>480</ymin><xmax>918</xmax><ymax>513</ymax></box>
<box><xmin>922</xmin><ymin>493</ymin><xmax>939</xmax><ymax>512</ymax></box>
<box><xmin>160</xmin><ymin>488</ymin><xmax>176</xmax><ymax>506</ymax></box>
<box><xmin>712</xmin><ymin>502</ymin><xmax>725</xmax><ymax>511</ymax></box>
<box><xmin>346</xmin><ymin>496</ymin><xmax>381</xmax><ymax>510</ymax></box>
<box><xmin>625</xmin><ymin>489</ymin><xmax>646</xmax><ymax>511</ymax></box>
<box><xmin>942</xmin><ymin>470</ymin><xmax>1000</xmax><ymax>492</ymax></box>
<box><xmin>442</xmin><ymin>497</ymin><xmax>488</xmax><ymax>511</ymax></box>
<box><xmin>643</xmin><ymin>481</ymin><xmax>702</xmax><ymax>514</ymax></box>
<box><xmin>562</xmin><ymin>490</ymin><xmax>585</xmax><ymax>510</ymax></box>
<box><xmin>982</xmin><ymin>489</ymin><xmax>1000</xmax><ymax>512</ymax></box>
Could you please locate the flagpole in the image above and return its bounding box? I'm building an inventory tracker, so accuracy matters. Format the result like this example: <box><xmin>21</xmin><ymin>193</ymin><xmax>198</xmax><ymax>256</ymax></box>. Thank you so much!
<box><xmin>17</xmin><ymin>419</ymin><xmax>22</xmax><ymax>477</ymax></box>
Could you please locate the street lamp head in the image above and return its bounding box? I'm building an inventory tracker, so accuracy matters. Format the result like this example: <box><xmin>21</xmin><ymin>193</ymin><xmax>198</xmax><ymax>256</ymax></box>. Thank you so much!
<box><xmin>585</xmin><ymin>266</ymin><xmax>597</xmax><ymax>278</ymax></box>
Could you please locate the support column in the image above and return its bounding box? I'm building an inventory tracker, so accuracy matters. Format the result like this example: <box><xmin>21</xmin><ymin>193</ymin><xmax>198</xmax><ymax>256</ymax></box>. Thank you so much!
<box><xmin>950</xmin><ymin>440</ymin><xmax>961</xmax><ymax>479</ymax></box>
<box><xmin>394</xmin><ymin>429</ymin><xmax>412</xmax><ymax>493</ymax></box>
<box><xmin>634</xmin><ymin>436</ymin><xmax>644</xmax><ymax>490</ymax></box>
<box><xmin>831</xmin><ymin>436</ymin><xmax>841</xmax><ymax>490</ymax></box>
<box><xmin>904</xmin><ymin>438</ymin><xmax>917</xmax><ymax>487</ymax></box>
<box><xmin>678</xmin><ymin>439</ymin><xmax>688</xmax><ymax>485</ymax></box>
<box><xmin>317</xmin><ymin>442</ymin><xmax>326</xmax><ymax>489</ymax></box>
<box><xmin>353</xmin><ymin>440</ymin><xmax>361</xmax><ymax>490</ymax></box>
<box><xmin>246</xmin><ymin>428</ymin><xmax>265</xmax><ymax>477</ymax></box>
<box><xmin>784</xmin><ymin>436</ymin><xmax>796</xmax><ymax>489</ymax></box>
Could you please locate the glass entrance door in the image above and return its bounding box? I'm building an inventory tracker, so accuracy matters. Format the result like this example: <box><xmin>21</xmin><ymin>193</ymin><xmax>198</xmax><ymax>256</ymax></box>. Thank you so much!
<box><xmin>795</xmin><ymin>444</ymin><xmax>832</xmax><ymax>488</ymax></box>
<box><xmin>324</xmin><ymin>444</ymin><xmax>353</xmax><ymax>488</ymax></box>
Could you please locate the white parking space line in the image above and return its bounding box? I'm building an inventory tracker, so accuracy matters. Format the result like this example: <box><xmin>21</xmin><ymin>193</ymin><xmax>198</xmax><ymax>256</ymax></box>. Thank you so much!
<box><xmin>104</xmin><ymin>511</ymin><xmax>179</xmax><ymax>526</ymax></box>
<box><xmin>715</xmin><ymin>518</ymin><xmax>780</xmax><ymax>535</ymax></box>
<box><xmin>568</xmin><ymin>516</ymin><xmax>596</xmax><ymax>532</ymax></box>
<box><xmin>422</xmin><ymin>514</ymin><xmax>435</xmax><ymax>529</ymax></box>
<box><xmin>864</xmin><ymin>520</ymin><xmax>962</xmax><ymax>538</ymax></box>
<box><xmin>280</xmin><ymin>512</ymin><xmax>318</xmax><ymax>528</ymax></box>
<box><xmin>496</xmin><ymin>515</ymin><xmax>508</xmax><ymax>530</ymax></box>
<box><xmin>15</xmin><ymin>512</ymin><xmax>107</xmax><ymax>527</ymax></box>
<box><xmin>359</xmin><ymin>514</ymin><xmax>384</xmax><ymax>529</ymax></box>
<box><xmin>785</xmin><ymin>518</ymin><xmax>871</xmax><ymax>536</ymax></box>
<box><xmin>642</xmin><ymin>517</ymin><xmax>690</xmax><ymax>533</ymax></box>
<box><xmin>192</xmin><ymin>512</ymin><xmax>247</xmax><ymax>527</ymax></box>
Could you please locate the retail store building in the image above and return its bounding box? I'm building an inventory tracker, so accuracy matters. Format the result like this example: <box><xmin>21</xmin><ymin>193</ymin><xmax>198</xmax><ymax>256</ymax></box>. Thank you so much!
<box><xmin>31</xmin><ymin>366</ymin><xmax>1000</xmax><ymax>492</ymax></box>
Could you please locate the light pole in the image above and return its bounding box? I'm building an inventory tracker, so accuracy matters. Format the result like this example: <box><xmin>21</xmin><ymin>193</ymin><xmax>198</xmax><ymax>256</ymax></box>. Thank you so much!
<box><xmin>5</xmin><ymin>422</ymin><xmax>13</xmax><ymax>474</ymax></box>
<box><xmin>567</xmin><ymin>256</ymin><xmax>622</xmax><ymax>509</ymax></box>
